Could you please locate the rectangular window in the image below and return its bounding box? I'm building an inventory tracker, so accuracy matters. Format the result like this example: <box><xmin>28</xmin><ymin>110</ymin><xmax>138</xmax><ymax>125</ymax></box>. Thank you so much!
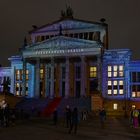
<box><xmin>40</xmin><ymin>69</ymin><xmax>44</xmax><ymax>80</ymax></box>
<box><xmin>26</xmin><ymin>70</ymin><xmax>29</xmax><ymax>80</ymax></box>
<box><xmin>113</xmin><ymin>103</ymin><xmax>118</xmax><ymax>110</ymax></box>
<box><xmin>108</xmin><ymin>65</ymin><xmax>124</xmax><ymax>78</ymax></box>
<box><xmin>113</xmin><ymin>65</ymin><xmax>118</xmax><ymax>77</ymax></box>
<box><xmin>108</xmin><ymin>66</ymin><xmax>112</xmax><ymax>77</ymax></box>
<box><xmin>113</xmin><ymin>89</ymin><xmax>117</xmax><ymax>95</ymax></box>
<box><xmin>108</xmin><ymin>90</ymin><xmax>112</xmax><ymax>95</ymax></box>
<box><xmin>107</xmin><ymin>80</ymin><xmax>124</xmax><ymax>95</ymax></box>
<box><xmin>16</xmin><ymin>70</ymin><xmax>20</xmax><ymax>80</ymax></box>
<box><xmin>90</xmin><ymin>66</ymin><xmax>97</xmax><ymax>78</ymax></box>
<box><xmin>119</xmin><ymin>89</ymin><xmax>124</xmax><ymax>94</ymax></box>
<box><xmin>119</xmin><ymin>65</ymin><xmax>124</xmax><ymax>77</ymax></box>
<box><xmin>131</xmin><ymin>85</ymin><xmax>140</xmax><ymax>97</ymax></box>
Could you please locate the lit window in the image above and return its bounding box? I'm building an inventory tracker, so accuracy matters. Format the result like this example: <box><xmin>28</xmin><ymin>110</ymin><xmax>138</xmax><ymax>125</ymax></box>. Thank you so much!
<box><xmin>113</xmin><ymin>90</ymin><xmax>117</xmax><ymax>94</ymax></box>
<box><xmin>26</xmin><ymin>70</ymin><xmax>29</xmax><ymax>74</ymax></box>
<box><xmin>113</xmin><ymin>81</ymin><xmax>117</xmax><ymax>85</ymax></box>
<box><xmin>119</xmin><ymin>72</ymin><xmax>124</xmax><ymax>77</ymax></box>
<box><xmin>113</xmin><ymin>103</ymin><xmax>118</xmax><ymax>110</ymax></box>
<box><xmin>16</xmin><ymin>83</ymin><xmax>19</xmax><ymax>87</ymax></box>
<box><xmin>108</xmin><ymin>66</ymin><xmax>112</xmax><ymax>77</ymax></box>
<box><xmin>108</xmin><ymin>90</ymin><xmax>112</xmax><ymax>95</ymax></box>
<box><xmin>40</xmin><ymin>69</ymin><xmax>44</xmax><ymax>80</ymax></box>
<box><xmin>119</xmin><ymin>80</ymin><xmax>123</xmax><ymax>85</ymax></box>
<box><xmin>108</xmin><ymin>81</ymin><xmax>112</xmax><ymax>86</ymax></box>
<box><xmin>132</xmin><ymin>92</ymin><xmax>136</xmax><ymax>97</ymax></box>
<box><xmin>113</xmin><ymin>65</ymin><xmax>118</xmax><ymax>71</ymax></box>
<box><xmin>119</xmin><ymin>65</ymin><xmax>123</xmax><ymax>71</ymax></box>
<box><xmin>113</xmin><ymin>66</ymin><xmax>118</xmax><ymax>77</ymax></box>
<box><xmin>108</xmin><ymin>65</ymin><xmax>124</xmax><ymax>78</ymax></box>
<box><xmin>40</xmin><ymin>69</ymin><xmax>43</xmax><ymax>74</ymax></box>
<box><xmin>90</xmin><ymin>66</ymin><xmax>97</xmax><ymax>78</ymax></box>
<box><xmin>108</xmin><ymin>72</ymin><xmax>112</xmax><ymax>77</ymax></box>
<box><xmin>17</xmin><ymin>70</ymin><xmax>20</xmax><ymax>74</ymax></box>
<box><xmin>113</xmin><ymin>72</ymin><xmax>117</xmax><ymax>77</ymax></box>
<box><xmin>16</xmin><ymin>70</ymin><xmax>20</xmax><ymax>80</ymax></box>
<box><xmin>108</xmin><ymin>66</ymin><xmax>112</xmax><ymax>71</ymax></box>
<box><xmin>137</xmin><ymin>92</ymin><xmax>140</xmax><ymax>97</ymax></box>
<box><xmin>119</xmin><ymin>89</ymin><xmax>123</xmax><ymax>94</ymax></box>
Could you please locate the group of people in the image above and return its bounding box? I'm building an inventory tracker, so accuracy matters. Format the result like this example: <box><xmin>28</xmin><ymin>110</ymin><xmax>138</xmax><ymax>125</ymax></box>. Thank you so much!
<box><xmin>130</xmin><ymin>107</ymin><xmax>140</xmax><ymax>128</ymax></box>
<box><xmin>53</xmin><ymin>106</ymin><xmax>84</xmax><ymax>134</ymax></box>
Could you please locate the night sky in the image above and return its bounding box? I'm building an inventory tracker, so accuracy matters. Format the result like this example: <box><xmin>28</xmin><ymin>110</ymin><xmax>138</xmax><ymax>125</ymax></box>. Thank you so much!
<box><xmin>0</xmin><ymin>0</ymin><xmax>140</xmax><ymax>66</ymax></box>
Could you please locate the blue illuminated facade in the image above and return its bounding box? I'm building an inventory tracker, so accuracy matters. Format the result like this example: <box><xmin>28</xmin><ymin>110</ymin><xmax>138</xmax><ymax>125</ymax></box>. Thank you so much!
<box><xmin>0</xmin><ymin>15</ymin><xmax>140</xmax><ymax>114</ymax></box>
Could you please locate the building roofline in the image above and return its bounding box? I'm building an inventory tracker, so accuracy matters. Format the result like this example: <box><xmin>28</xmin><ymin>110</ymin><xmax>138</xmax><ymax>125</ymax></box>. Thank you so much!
<box><xmin>29</xmin><ymin>18</ymin><xmax>108</xmax><ymax>34</ymax></box>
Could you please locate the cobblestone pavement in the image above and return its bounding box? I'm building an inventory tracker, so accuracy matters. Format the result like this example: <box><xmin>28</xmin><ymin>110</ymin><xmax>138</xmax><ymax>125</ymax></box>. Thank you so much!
<box><xmin>0</xmin><ymin>116</ymin><xmax>140</xmax><ymax>140</ymax></box>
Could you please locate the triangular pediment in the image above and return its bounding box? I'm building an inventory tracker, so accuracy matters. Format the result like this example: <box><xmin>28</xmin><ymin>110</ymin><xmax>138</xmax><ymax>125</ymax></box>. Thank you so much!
<box><xmin>30</xmin><ymin>18</ymin><xmax>104</xmax><ymax>33</ymax></box>
<box><xmin>26</xmin><ymin>36</ymin><xmax>100</xmax><ymax>50</ymax></box>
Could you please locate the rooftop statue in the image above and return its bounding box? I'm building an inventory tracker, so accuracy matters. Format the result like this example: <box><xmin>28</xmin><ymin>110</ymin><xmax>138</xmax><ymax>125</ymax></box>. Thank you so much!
<box><xmin>61</xmin><ymin>5</ymin><xmax>74</xmax><ymax>19</ymax></box>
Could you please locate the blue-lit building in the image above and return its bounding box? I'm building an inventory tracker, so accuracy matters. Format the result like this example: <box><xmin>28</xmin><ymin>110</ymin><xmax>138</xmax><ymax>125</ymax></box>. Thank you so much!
<box><xmin>0</xmin><ymin>10</ymin><xmax>140</xmax><ymax>115</ymax></box>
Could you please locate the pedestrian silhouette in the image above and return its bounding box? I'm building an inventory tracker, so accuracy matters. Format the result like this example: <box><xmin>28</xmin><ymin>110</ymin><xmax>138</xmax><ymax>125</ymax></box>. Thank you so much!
<box><xmin>65</xmin><ymin>105</ymin><xmax>71</xmax><ymax>128</ymax></box>
<box><xmin>69</xmin><ymin>107</ymin><xmax>78</xmax><ymax>134</ymax></box>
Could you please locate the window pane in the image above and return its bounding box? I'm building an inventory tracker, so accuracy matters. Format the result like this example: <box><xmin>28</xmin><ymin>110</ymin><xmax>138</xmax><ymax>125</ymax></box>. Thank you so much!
<box><xmin>119</xmin><ymin>65</ymin><xmax>123</xmax><ymax>71</ymax></box>
<box><xmin>113</xmin><ymin>90</ymin><xmax>117</xmax><ymax>94</ymax></box>
<box><xmin>26</xmin><ymin>70</ymin><xmax>29</xmax><ymax>74</ymax></box>
<box><xmin>113</xmin><ymin>65</ymin><xmax>117</xmax><ymax>71</ymax></box>
<box><xmin>108</xmin><ymin>81</ymin><xmax>112</xmax><ymax>86</ymax></box>
<box><xmin>108</xmin><ymin>66</ymin><xmax>112</xmax><ymax>71</ymax></box>
<box><xmin>113</xmin><ymin>103</ymin><xmax>118</xmax><ymax>110</ymax></box>
<box><xmin>108</xmin><ymin>90</ymin><xmax>112</xmax><ymax>95</ymax></box>
<box><xmin>119</xmin><ymin>89</ymin><xmax>124</xmax><ymax>94</ymax></box>
<box><xmin>40</xmin><ymin>69</ymin><xmax>43</xmax><ymax>74</ymax></box>
<box><xmin>113</xmin><ymin>81</ymin><xmax>117</xmax><ymax>85</ymax></box>
<box><xmin>132</xmin><ymin>92</ymin><xmax>136</xmax><ymax>97</ymax></box>
<box><xmin>108</xmin><ymin>72</ymin><xmax>112</xmax><ymax>77</ymax></box>
<box><xmin>119</xmin><ymin>72</ymin><xmax>124</xmax><ymax>77</ymax></box>
<box><xmin>119</xmin><ymin>80</ymin><xmax>124</xmax><ymax>85</ymax></box>
<box><xmin>113</xmin><ymin>72</ymin><xmax>117</xmax><ymax>77</ymax></box>
<box><xmin>137</xmin><ymin>92</ymin><xmax>140</xmax><ymax>97</ymax></box>
<box><xmin>90</xmin><ymin>66</ymin><xmax>96</xmax><ymax>78</ymax></box>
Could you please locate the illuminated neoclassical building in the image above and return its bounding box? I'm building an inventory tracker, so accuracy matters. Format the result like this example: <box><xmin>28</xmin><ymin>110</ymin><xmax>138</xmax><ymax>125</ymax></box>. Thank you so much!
<box><xmin>0</xmin><ymin>10</ymin><xmax>140</xmax><ymax>115</ymax></box>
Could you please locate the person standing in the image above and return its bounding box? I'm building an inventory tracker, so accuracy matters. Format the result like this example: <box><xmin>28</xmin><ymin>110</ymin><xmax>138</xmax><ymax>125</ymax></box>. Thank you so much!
<box><xmin>65</xmin><ymin>105</ymin><xmax>71</xmax><ymax>128</ymax></box>
<box><xmin>69</xmin><ymin>107</ymin><xmax>78</xmax><ymax>134</ymax></box>
<box><xmin>132</xmin><ymin>107</ymin><xmax>139</xmax><ymax>128</ymax></box>
<box><xmin>99</xmin><ymin>108</ymin><xmax>106</xmax><ymax>128</ymax></box>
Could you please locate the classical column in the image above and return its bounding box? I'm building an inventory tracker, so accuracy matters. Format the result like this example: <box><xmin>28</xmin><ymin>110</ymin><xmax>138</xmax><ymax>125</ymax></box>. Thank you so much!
<box><xmin>35</xmin><ymin>58</ymin><xmax>40</xmax><ymax>98</ymax></box>
<box><xmin>45</xmin><ymin>64</ymin><xmax>50</xmax><ymax>97</ymax></box>
<box><xmin>50</xmin><ymin>58</ymin><xmax>54</xmax><ymax>98</ymax></box>
<box><xmin>97</xmin><ymin>55</ymin><xmax>101</xmax><ymax>91</ymax></box>
<box><xmin>10</xmin><ymin>66</ymin><xmax>15</xmax><ymax>94</ymax></box>
<box><xmin>65</xmin><ymin>57</ymin><xmax>70</xmax><ymax>98</ymax></box>
<box><xmin>81</xmin><ymin>56</ymin><xmax>86</xmax><ymax>97</ymax></box>
<box><xmin>22</xmin><ymin>58</ymin><xmax>27</xmax><ymax>96</ymax></box>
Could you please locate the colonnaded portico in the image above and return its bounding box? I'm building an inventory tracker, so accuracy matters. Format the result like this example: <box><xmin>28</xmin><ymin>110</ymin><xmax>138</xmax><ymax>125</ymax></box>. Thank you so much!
<box><xmin>21</xmin><ymin>37</ymin><xmax>102</xmax><ymax>98</ymax></box>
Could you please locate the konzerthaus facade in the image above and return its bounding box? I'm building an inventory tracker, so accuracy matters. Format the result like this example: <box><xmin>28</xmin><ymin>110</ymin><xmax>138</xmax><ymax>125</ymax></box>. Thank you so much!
<box><xmin>1</xmin><ymin>13</ymin><xmax>140</xmax><ymax>115</ymax></box>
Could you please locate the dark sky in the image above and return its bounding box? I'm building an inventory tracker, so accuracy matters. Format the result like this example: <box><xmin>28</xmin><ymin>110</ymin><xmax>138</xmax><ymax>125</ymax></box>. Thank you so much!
<box><xmin>0</xmin><ymin>0</ymin><xmax>140</xmax><ymax>66</ymax></box>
